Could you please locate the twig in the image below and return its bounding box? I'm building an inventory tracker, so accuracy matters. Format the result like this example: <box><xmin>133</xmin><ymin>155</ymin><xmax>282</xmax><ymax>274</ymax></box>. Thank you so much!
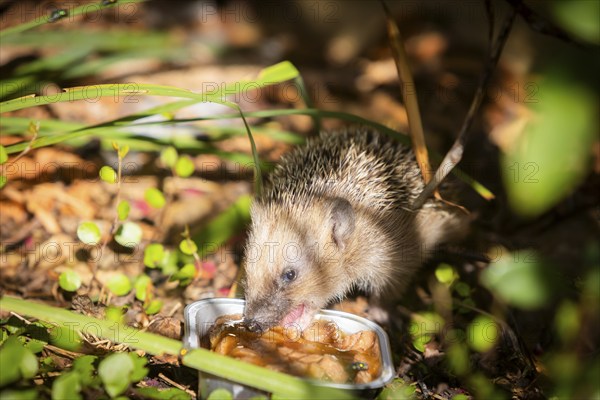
<box><xmin>157</xmin><ymin>373</ymin><xmax>196</xmax><ymax>397</ymax></box>
<box><xmin>412</xmin><ymin>2</ymin><xmax>519</xmax><ymax>209</ymax></box>
<box><xmin>2</xmin><ymin>121</ymin><xmax>39</xmax><ymax>165</ymax></box>
<box><xmin>504</xmin><ymin>0</ymin><xmax>592</xmax><ymax>47</ymax></box>
<box><xmin>380</xmin><ymin>0</ymin><xmax>434</xmax><ymax>187</ymax></box>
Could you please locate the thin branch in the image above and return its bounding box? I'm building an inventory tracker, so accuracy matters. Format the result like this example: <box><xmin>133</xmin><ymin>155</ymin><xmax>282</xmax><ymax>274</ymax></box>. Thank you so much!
<box><xmin>380</xmin><ymin>0</ymin><xmax>434</xmax><ymax>186</ymax></box>
<box><xmin>411</xmin><ymin>2</ymin><xmax>519</xmax><ymax>209</ymax></box>
<box><xmin>504</xmin><ymin>0</ymin><xmax>592</xmax><ymax>48</ymax></box>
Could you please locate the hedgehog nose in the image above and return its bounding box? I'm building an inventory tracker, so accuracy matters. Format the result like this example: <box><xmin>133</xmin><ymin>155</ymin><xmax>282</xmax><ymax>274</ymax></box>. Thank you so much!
<box><xmin>244</xmin><ymin>318</ymin><xmax>263</xmax><ymax>333</ymax></box>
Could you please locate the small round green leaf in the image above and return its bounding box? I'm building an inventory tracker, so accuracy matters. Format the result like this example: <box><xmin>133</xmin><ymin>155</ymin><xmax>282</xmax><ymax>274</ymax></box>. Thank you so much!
<box><xmin>106</xmin><ymin>273</ymin><xmax>132</xmax><ymax>296</ymax></box>
<box><xmin>435</xmin><ymin>263</ymin><xmax>457</xmax><ymax>285</ymax></box>
<box><xmin>145</xmin><ymin>188</ymin><xmax>166</xmax><ymax>209</ymax></box>
<box><xmin>170</xmin><ymin>263</ymin><xmax>196</xmax><ymax>283</ymax></box>
<box><xmin>554</xmin><ymin>300</ymin><xmax>580</xmax><ymax>343</ymax></box>
<box><xmin>207</xmin><ymin>388</ymin><xmax>233</xmax><ymax>400</ymax></box>
<box><xmin>117</xmin><ymin>200</ymin><xmax>130</xmax><ymax>221</ymax></box>
<box><xmin>446</xmin><ymin>342</ymin><xmax>470</xmax><ymax>375</ymax></box>
<box><xmin>105</xmin><ymin>306</ymin><xmax>125</xmax><ymax>324</ymax></box>
<box><xmin>77</xmin><ymin>222</ymin><xmax>101</xmax><ymax>245</ymax></box>
<box><xmin>135</xmin><ymin>387</ymin><xmax>191</xmax><ymax>399</ymax></box>
<box><xmin>481</xmin><ymin>248</ymin><xmax>549</xmax><ymax>309</ymax></box>
<box><xmin>454</xmin><ymin>282</ymin><xmax>471</xmax><ymax>298</ymax></box>
<box><xmin>377</xmin><ymin>379</ymin><xmax>416</xmax><ymax>400</ymax></box>
<box><xmin>128</xmin><ymin>353</ymin><xmax>148</xmax><ymax>382</ymax></box>
<box><xmin>19</xmin><ymin>346</ymin><xmax>38</xmax><ymax>380</ymax></box>
<box><xmin>72</xmin><ymin>355</ymin><xmax>98</xmax><ymax>387</ymax></box>
<box><xmin>160</xmin><ymin>146</ymin><xmax>178</xmax><ymax>168</ymax></box>
<box><xmin>412</xmin><ymin>335</ymin><xmax>430</xmax><ymax>353</ymax></box>
<box><xmin>98</xmin><ymin>353</ymin><xmax>134</xmax><ymax>398</ymax></box>
<box><xmin>99</xmin><ymin>166</ymin><xmax>117</xmax><ymax>183</ymax></box>
<box><xmin>179</xmin><ymin>239</ymin><xmax>197</xmax><ymax>255</ymax></box>
<box><xmin>467</xmin><ymin>315</ymin><xmax>499</xmax><ymax>352</ymax></box>
<box><xmin>114</xmin><ymin>222</ymin><xmax>143</xmax><ymax>248</ymax></box>
<box><xmin>174</xmin><ymin>156</ymin><xmax>194</xmax><ymax>177</ymax></box>
<box><xmin>134</xmin><ymin>275</ymin><xmax>152</xmax><ymax>302</ymax></box>
<box><xmin>52</xmin><ymin>371</ymin><xmax>82</xmax><ymax>400</ymax></box>
<box><xmin>58</xmin><ymin>270</ymin><xmax>81</xmax><ymax>292</ymax></box>
<box><xmin>144</xmin><ymin>300</ymin><xmax>163</xmax><ymax>315</ymax></box>
<box><xmin>0</xmin><ymin>389</ymin><xmax>38</xmax><ymax>400</ymax></box>
<box><xmin>0</xmin><ymin>145</ymin><xmax>7</xmax><ymax>164</ymax></box>
<box><xmin>451</xmin><ymin>395</ymin><xmax>470</xmax><ymax>400</ymax></box>
<box><xmin>143</xmin><ymin>243</ymin><xmax>165</xmax><ymax>268</ymax></box>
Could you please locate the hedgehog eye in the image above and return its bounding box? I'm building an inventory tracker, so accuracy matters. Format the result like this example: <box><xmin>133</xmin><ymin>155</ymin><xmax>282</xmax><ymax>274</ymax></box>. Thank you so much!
<box><xmin>281</xmin><ymin>268</ymin><xmax>297</xmax><ymax>283</ymax></box>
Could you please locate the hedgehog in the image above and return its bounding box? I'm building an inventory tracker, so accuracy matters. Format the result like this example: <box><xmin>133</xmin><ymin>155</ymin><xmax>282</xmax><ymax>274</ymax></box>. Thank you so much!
<box><xmin>242</xmin><ymin>127</ymin><xmax>465</xmax><ymax>331</ymax></box>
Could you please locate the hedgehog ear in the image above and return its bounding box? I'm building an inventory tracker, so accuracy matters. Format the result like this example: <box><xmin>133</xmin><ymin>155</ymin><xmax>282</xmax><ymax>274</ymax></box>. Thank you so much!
<box><xmin>329</xmin><ymin>197</ymin><xmax>355</xmax><ymax>251</ymax></box>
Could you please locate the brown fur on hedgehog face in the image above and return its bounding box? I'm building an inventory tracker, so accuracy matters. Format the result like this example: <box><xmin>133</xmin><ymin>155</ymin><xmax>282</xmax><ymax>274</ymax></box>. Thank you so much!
<box><xmin>242</xmin><ymin>197</ymin><xmax>357</xmax><ymax>331</ymax></box>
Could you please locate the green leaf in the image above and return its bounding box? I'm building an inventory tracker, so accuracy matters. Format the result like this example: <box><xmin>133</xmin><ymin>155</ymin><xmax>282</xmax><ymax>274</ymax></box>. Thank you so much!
<box><xmin>454</xmin><ymin>282</ymin><xmax>471</xmax><ymax>298</ymax></box>
<box><xmin>134</xmin><ymin>387</ymin><xmax>191</xmax><ymax>400</ymax></box>
<box><xmin>501</xmin><ymin>78</ymin><xmax>598</xmax><ymax>217</ymax></box>
<box><xmin>77</xmin><ymin>222</ymin><xmax>101</xmax><ymax>245</ymax></box>
<box><xmin>105</xmin><ymin>306</ymin><xmax>125</xmax><ymax>324</ymax></box>
<box><xmin>58</xmin><ymin>270</ymin><xmax>82</xmax><ymax>292</ymax></box>
<box><xmin>446</xmin><ymin>341</ymin><xmax>470</xmax><ymax>375</ymax></box>
<box><xmin>160</xmin><ymin>146</ymin><xmax>178</xmax><ymax>168</ymax></box>
<box><xmin>128</xmin><ymin>353</ymin><xmax>149</xmax><ymax>382</ymax></box>
<box><xmin>435</xmin><ymin>263</ymin><xmax>457</xmax><ymax>285</ymax></box>
<box><xmin>118</xmin><ymin>145</ymin><xmax>130</xmax><ymax>159</ymax></box>
<box><xmin>207</xmin><ymin>388</ymin><xmax>233</xmax><ymax>400</ymax></box>
<box><xmin>51</xmin><ymin>371</ymin><xmax>82</xmax><ymax>400</ymax></box>
<box><xmin>99</xmin><ymin>166</ymin><xmax>117</xmax><ymax>184</ymax></box>
<box><xmin>408</xmin><ymin>312</ymin><xmax>444</xmax><ymax>353</ymax></box>
<box><xmin>143</xmin><ymin>244</ymin><xmax>165</xmax><ymax>269</ymax></box>
<box><xmin>117</xmin><ymin>200</ymin><xmax>130</xmax><ymax>221</ymax></box>
<box><xmin>551</xmin><ymin>1</ymin><xmax>600</xmax><ymax>44</ymax></box>
<box><xmin>0</xmin><ymin>175</ymin><xmax>7</xmax><ymax>189</ymax></box>
<box><xmin>98</xmin><ymin>352</ymin><xmax>134</xmax><ymax>398</ymax></box>
<box><xmin>72</xmin><ymin>355</ymin><xmax>98</xmax><ymax>387</ymax></box>
<box><xmin>144</xmin><ymin>300</ymin><xmax>163</xmax><ymax>315</ymax></box>
<box><xmin>106</xmin><ymin>274</ymin><xmax>132</xmax><ymax>296</ymax></box>
<box><xmin>377</xmin><ymin>378</ymin><xmax>417</xmax><ymax>400</ymax></box>
<box><xmin>23</xmin><ymin>338</ymin><xmax>46</xmax><ymax>354</ymax></box>
<box><xmin>145</xmin><ymin>188</ymin><xmax>166</xmax><ymax>209</ymax></box>
<box><xmin>481</xmin><ymin>248</ymin><xmax>550</xmax><ymax>309</ymax></box>
<box><xmin>134</xmin><ymin>275</ymin><xmax>152</xmax><ymax>302</ymax></box>
<box><xmin>0</xmin><ymin>336</ymin><xmax>38</xmax><ymax>386</ymax></box>
<box><xmin>467</xmin><ymin>315</ymin><xmax>499</xmax><ymax>353</ymax></box>
<box><xmin>0</xmin><ymin>145</ymin><xmax>7</xmax><ymax>164</ymax></box>
<box><xmin>159</xmin><ymin>250</ymin><xmax>179</xmax><ymax>276</ymax></box>
<box><xmin>0</xmin><ymin>389</ymin><xmax>38</xmax><ymax>400</ymax></box>
<box><xmin>174</xmin><ymin>155</ymin><xmax>194</xmax><ymax>177</ymax></box>
<box><xmin>179</xmin><ymin>239</ymin><xmax>197</xmax><ymax>256</ymax></box>
<box><xmin>554</xmin><ymin>300</ymin><xmax>580</xmax><ymax>343</ymax></box>
<box><xmin>114</xmin><ymin>222</ymin><xmax>143</xmax><ymax>248</ymax></box>
<box><xmin>170</xmin><ymin>263</ymin><xmax>196</xmax><ymax>285</ymax></box>
<box><xmin>256</xmin><ymin>60</ymin><xmax>299</xmax><ymax>83</ymax></box>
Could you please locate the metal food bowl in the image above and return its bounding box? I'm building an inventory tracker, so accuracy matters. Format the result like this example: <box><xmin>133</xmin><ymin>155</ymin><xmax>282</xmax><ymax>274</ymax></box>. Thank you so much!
<box><xmin>183</xmin><ymin>298</ymin><xmax>395</xmax><ymax>399</ymax></box>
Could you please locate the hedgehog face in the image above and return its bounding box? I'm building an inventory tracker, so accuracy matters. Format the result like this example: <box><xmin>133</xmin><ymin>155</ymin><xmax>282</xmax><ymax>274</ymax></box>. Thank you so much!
<box><xmin>242</xmin><ymin>198</ymin><xmax>356</xmax><ymax>332</ymax></box>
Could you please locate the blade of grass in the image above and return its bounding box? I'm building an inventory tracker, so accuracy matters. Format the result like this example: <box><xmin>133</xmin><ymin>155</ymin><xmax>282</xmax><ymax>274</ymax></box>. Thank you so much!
<box><xmin>0</xmin><ymin>296</ymin><xmax>355</xmax><ymax>399</ymax></box>
<box><xmin>223</xmin><ymin>101</ymin><xmax>264</xmax><ymax>195</ymax></box>
<box><xmin>0</xmin><ymin>61</ymin><xmax>300</xmax><ymax>114</ymax></box>
<box><xmin>0</xmin><ymin>0</ymin><xmax>148</xmax><ymax>39</ymax></box>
